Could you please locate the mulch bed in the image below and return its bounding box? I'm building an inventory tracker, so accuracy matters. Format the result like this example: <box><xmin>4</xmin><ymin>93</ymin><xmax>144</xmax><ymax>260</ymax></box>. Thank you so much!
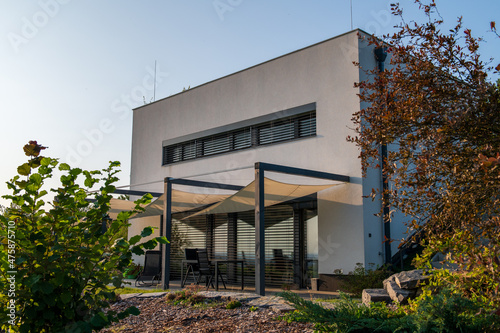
<box><xmin>101</xmin><ymin>295</ymin><xmax>313</xmax><ymax>332</ymax></box>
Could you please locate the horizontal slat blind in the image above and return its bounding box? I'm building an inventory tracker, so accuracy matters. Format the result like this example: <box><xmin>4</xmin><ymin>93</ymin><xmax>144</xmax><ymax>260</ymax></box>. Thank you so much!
<box><xmin>163</xmin><ymin>111</ymin><xmax>316</xmax><ymax>165</ymax></box>
<box><xmin>169</xmin><ymin>205</ymin><xmax>300</xmax><ymax>289</ymax></box>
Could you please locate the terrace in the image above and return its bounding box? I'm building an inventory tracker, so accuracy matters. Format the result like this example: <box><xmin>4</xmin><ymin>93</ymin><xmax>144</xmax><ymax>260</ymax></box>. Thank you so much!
<box><xmin>116</xmin><ymin>162</ymin><xmax>350</xmax><ymax>296</ymax></box>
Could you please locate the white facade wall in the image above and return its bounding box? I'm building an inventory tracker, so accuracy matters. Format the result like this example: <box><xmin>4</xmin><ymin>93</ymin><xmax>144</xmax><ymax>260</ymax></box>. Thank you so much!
<box><xmin>130</xmin><ymin>30</ymin><xmax>395</xmax><ymax>273</ymax></box>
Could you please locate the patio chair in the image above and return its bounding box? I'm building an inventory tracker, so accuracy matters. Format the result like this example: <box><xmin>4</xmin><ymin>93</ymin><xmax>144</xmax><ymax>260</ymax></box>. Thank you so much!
<box><xmin>271</xmin><ymin>248</ymin><xmax>293</xmax><ymax>284</ymax></box>
<box><xmin>196</xmin><ymin>249</ymin><xmax>226</xmax><ymax>289</ymax></box>
<box><xmin>135</xmin><ymin>250</ymin><xmax>162</xmax><ymax>287</ymax></box>
<box><xmin>182</xmin><ymin>248</ymin><xmax>199</xmax><ymax>286</ymax></box>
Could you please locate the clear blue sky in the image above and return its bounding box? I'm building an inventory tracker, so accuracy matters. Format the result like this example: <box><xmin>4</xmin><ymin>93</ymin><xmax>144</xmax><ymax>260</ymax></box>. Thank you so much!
<box><xmin>1</xmin><ymin>1</ymin><xmax>499</xmax><ymax>206</ymax></box>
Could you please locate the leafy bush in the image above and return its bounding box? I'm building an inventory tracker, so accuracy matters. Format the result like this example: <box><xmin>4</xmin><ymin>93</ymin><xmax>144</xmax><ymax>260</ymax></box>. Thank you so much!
<box><xmin>225</xmin><ymin>300</ymin><xmax>242</xmax><ymax>309</ymax></box>
<box><xmin>340</xmin><ymin>263</ymin><xmax>392</xmax><ymax>297</ymax></box>
<box><xmin>123</xmin><ymin>262</ymin><xmax>142</xmax><ymax>278</ymax></box>
<box><xmin>407</xmin><ymin>288</ymin><xmax>500</xmax><ymax>332</ymax></box>
<box><xmin>280</xmin><ymin>291</ymin><xmax>406</xmax><ymax>332</ymax></box>
<box><xmin>415</xmin><ymin>237</ymin><xmax>500</xmax><ymax>308</ymax></box>
<box><xmin>166</xmin><ymin>287</ymin><xmax>207</xmax><ymax>306</ymax></box>
<box><xmin>280</xmin><ymin>289</ymin><xmax>500</xmax><ymax>332</ymax></box>
<box><xmin>0</xmin><ymin>141</ymin><xmax>168</xmax><ymax>333</ymax></box>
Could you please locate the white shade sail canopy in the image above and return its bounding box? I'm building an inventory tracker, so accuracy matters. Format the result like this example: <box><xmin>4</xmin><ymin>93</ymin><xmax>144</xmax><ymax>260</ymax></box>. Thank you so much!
<box><xmin>109</xmin><ymin>178</ymin><xmax>341</xmax><ymax>220</ymax></box>
<box><xmin>182</xmin><ymin>178</ymin><xmax>340</xmax><ymax>219</ymax></box>
<box><xmin>108</xmin><ymin>191</ymin><xmax>231</xmax><ymax>219</ymax></box>
<box><xmin>108</xmin><ymin>198</ymin><xmax>141</xmax><ymax>220</ymax></box>
<box><xmin>132</xmin><ymin>190</ymin><xmax>231</xmax><ymax>218</ymax></box>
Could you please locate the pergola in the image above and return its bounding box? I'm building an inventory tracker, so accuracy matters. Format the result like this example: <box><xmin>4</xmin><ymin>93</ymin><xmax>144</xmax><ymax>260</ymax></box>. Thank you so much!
<box><xmin>156</xmin><ymin>162</ymin><xmax>350</xmax><ymax>295</ymax></box>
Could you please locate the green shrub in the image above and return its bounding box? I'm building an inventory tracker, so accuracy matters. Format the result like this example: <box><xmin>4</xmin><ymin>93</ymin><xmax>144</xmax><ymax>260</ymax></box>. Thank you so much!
<box><xmin>0</xmin><ymin>141</ymin><xmax>168</xmax><ymax>333</ymax></box>
<box><xmin>280</xmin><ymin>289</ymin><xmax>500</xmax><ymax>332</ymax></box>
<box><xmin>280</xmin><ymin>291</ymin><xmax>407</xmax><ymax>332</ymax></box>
<box><xmin>407</xmin><ymin>288</ymin><xmax>500</xmax><ymax>332</ymax></box>
<box><xmin>225</xmin><ymin>300</ymin><xmax>242</xmax><ymax>309</ymax></box>
<box><xmin>340</xmin><ymin>263</ymin><xmax>392</xmax><ymax>297</ymax></box>
<box><xmin>166</xmin><ymin>288</ymin><xmax>207</xmax><ymax>306</ymax></box>
<box><xmin>123</xmin><ymin>262</ymin><xmax>142</xmax><ymax>278</ymax></box>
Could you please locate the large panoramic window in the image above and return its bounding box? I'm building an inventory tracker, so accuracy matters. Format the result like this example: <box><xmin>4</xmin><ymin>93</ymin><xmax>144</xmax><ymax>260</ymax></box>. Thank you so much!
<box><xmin>162</xmin><ymin>110</ymin><xmax>316</xmax><ymax>165</ymax></box>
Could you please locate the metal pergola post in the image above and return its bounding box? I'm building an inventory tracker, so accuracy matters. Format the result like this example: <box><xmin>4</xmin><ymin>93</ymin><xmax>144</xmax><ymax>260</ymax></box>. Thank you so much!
<box><xmin>161</xmin><ymin>177</ymin><xmax>172</xmax><ymax>290</ymax></box>
<box><xmin>254</xmin><ymin>164</ymin><xmax>266</xmax><ymax>296</ymax></box>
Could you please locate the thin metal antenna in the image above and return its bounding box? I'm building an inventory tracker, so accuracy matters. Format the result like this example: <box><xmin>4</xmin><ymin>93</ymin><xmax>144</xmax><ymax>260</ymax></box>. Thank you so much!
<box><xmin>350</xmin><ymin>0</ymin><xmax>353</xmax><ymax>30</ymax></box>
<box><xmin>153</xmin><ymin>60</ymin><xmax>157</xmax><ymax>102</ymax></box>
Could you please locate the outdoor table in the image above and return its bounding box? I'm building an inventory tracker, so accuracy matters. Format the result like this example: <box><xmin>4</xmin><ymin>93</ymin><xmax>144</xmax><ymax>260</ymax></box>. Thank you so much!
<box><xmin>181</xmin><ymin>258</ymin><xmax>245</xmax><ymax>290</ymax></box>
<box><xmin>213</xmin><ymin>259</ymin><xmax>245</xmax><ymax>291</ymax></box>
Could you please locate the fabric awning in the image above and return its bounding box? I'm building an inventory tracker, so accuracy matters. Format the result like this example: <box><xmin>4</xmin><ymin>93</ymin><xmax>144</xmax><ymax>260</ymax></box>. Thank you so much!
<box><xmin>132</xmin><ymin>190</ymin><xmax>231</xmax><ymax>218</ymax></box>
<box><xmin>108</xmin><ymin>198</ymin><xmax>142</xmax><ymax>220</ymax></box>
<box><xmin>108</xmin><ymin>191</ymin><xmax>230</xmax><ymax>219</ymax></box>
<box><xmin>182</xmin><ymin>177</ymin><xmax>339</xmax><ymax>219</ymax></box>
<box><xmin>110</xmin><ymin>178</ymin><xmax>341</xmax><ymax>220</ymax></box>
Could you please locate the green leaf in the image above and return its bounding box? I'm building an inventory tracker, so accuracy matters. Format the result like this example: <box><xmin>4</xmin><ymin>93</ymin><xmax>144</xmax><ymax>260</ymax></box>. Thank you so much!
<box><xmin>29</xmin><ymin>173</ymin><xmax>43</xmax><ymax>186</ymax></box>
<box><xmin>90</xmin><ymin>312</ymin><xmax>108</xmax><ymax>328</ymax></box>
<box><xmin>70</xmin><ymin>168</ymin><xmax>82</xmax><ymax>177</ymax></box>
<box><xmin>117</xmin><ymin>311</ymin><xmax>129</xmax><ymax>320</ymax></box>
<box><xmin>131</xmin><ymin>247</ymin><xmax>144</xmax><ymax>256</ymax></box>
<box><xmin>16</xmin><ymin>256</ymin><xmax>27</xmax><ymax>265</ymax></box>
<box><xmin>29</xmin><ymin>156</ymin><xmax>43</xmax><ymax>168</ymax></box>
<box><xmin>40</xmin><ymin>157</ymin><xmax>51</xmax><ymax>166</ymax></box>
<box><xmin>36</xmin><ymin>244</ymin><xmax>46</xmax><ymax>253</ymax></box>
<box><xmin>60</xmin><ymin>291</ymin><xmax>72</xmax><ymax>304</ymax></box>
<box><xmin>142</xmin><ymin>239</ymin><xmax>157</xmax><ymax>250</ymax></box>
<box><xmin>43</xmin><ymin>309</ymin><xmax>55</xmax><ymax>320</ymax></box>
<box><xmin>114</xmin><ymin>238</ymin><xmax>128</xmax><ymax>248</ymax></box>
<box><xmin>59</xmin><ymin>163</ymin><xmax>70</xmax><ymax>171</ymax></box>
<box><xmin>129</xmin><ymin>235</ymin><xmax>141</xmax><ymax>245</ymax></box>
<box><xmin>84</xmin><ymin>177</ymin><xmax>94</xmax><ymax>188</ymax></box>
<box><xmin>156</xmin><ymin>236</ymin><xmax>169</xmax><ymax>244</ymax></box>
<box><xmin>48</xmin><ymin>254</ymin><xmax>61</xmax><ymax>262</ymax></box>
<box><xmin>127</xmin><ymin>306</ymin><xmax>140</xmax><ymax>316</ymax></box>
<box><xmin>140</xmin><ymin>227</ymin><xmax>153</xmax><ymax>237</ymax></box>
<box><xmin>17</xmin><ymin>163</ymin><xmax>31</xmax><ymax>176</ymax></box>
<box><xmin>40</xmin><ymin>282</ymin><xmax>54</xmax><ymax>294</ymax></box>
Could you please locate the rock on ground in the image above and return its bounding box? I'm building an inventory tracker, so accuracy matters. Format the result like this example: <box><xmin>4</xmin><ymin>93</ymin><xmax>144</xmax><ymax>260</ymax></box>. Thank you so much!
<box><xmin>394</xmin><ymin>269</ymin><xmax>429</xmax><ymax>289</ymax></box>
<box><xmin>362</xmin><ymin>289</ymin><xmax>391</xmax><ymax>306</ymax></box>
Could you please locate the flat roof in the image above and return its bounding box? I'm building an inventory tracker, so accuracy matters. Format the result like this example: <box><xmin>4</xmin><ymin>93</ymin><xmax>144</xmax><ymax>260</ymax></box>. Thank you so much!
<box><xmin>133</xmin><ymin>28</ymin><xmax>370</xmax><ymax>112</ymax></box>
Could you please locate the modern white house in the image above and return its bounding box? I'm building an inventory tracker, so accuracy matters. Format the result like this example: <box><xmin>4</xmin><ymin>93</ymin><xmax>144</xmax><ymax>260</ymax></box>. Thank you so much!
<box><xmin>126</xmin><ymin>29</ymin><xmax>407</xmax><ymax>294</ymax></box>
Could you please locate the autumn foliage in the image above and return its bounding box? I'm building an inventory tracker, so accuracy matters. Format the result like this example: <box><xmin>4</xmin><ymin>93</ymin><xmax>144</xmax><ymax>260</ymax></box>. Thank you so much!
<box><xmin>351</xmin><ymin>1</ymin><xmax>500</xmax><ymax>304</ymax></box>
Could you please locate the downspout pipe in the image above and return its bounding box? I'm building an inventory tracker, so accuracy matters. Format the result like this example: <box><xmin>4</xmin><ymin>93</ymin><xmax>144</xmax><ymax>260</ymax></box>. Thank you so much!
<box><xmin>374</xmin><ymin>46</ymin><xmax>388</xmax><ymax>72</ymax></box>
<box><xmin>374</xmin><ymin>46</ymin><xmax>392</xmax><ymax>265</ymax></box>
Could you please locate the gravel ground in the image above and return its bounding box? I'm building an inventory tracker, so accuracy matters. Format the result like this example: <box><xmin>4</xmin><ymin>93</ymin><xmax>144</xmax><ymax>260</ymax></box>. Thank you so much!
<box><xmin>101</xmin><ymin>295</ymin><xmax>314</xmax><ymax>333</ymax></box>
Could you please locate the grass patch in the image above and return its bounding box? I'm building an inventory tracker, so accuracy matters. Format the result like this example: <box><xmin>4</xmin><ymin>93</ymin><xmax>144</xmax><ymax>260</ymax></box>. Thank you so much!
<box><xmin>112</xmin><ymin>287</ymin><xmax>167</xmax><ymax>294</ymax></box>
<box><xmin>225</xmin><ymin>300</ymin><xmax>242</xmax><ymax>309</ymax></box>
<box><xmin>319</xmin><ymin>297</ymin><xmax>362</xmax><ymax>305</ymax></box>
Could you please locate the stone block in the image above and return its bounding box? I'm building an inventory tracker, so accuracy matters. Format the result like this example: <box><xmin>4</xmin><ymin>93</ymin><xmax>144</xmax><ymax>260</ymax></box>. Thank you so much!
<box><xmin>394</xmin><ymin>269</ymin><xmax>429</xmax><ymax>289</ymax></box>
<box><xmin>385</xmin><ymin>281</ymin><xmax>416</xmax><ymax>304</ymax></box>
<box><xmin>362</xmin><ymin>289</ymin><xmax>392</xmax><ymax>307</ymax></box>
<box><xmin>383</xmin><ymin>275</ymin><xmax>396</xmax><ymax>290</ymax></box>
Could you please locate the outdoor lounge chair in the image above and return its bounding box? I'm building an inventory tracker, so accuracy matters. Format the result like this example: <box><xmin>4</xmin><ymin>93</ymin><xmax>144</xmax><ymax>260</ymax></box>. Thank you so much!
<box><xmin>135</xmin><ymin>250</ymin><xmax>162</xmax><ymax>287</ymax></box>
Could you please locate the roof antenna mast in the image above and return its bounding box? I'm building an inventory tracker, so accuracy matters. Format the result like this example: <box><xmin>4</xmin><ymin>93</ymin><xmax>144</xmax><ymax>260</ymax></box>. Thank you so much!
<box><xmin>153</xmin><ymin>60</ymin><xmax>157</xmax><ymax>102</ymax></box>
<box><xmin>350</xmin><ymin>0</ymin><xmax>353</xmax><ymax>30</ymax></box>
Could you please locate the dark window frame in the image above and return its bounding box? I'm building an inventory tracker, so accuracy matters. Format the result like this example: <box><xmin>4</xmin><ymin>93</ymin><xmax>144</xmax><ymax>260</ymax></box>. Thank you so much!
<box><xmin>162</xmin><ymin>111</ymin><xmax>316</xmax><ymax>165</ymax></box>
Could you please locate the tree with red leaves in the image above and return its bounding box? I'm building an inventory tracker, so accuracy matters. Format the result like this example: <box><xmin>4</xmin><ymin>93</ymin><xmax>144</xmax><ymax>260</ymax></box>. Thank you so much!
<box><xmin>351</xmin><ymin>0</ymin><xmax>500</xmax><ymax>305</ymax></box>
